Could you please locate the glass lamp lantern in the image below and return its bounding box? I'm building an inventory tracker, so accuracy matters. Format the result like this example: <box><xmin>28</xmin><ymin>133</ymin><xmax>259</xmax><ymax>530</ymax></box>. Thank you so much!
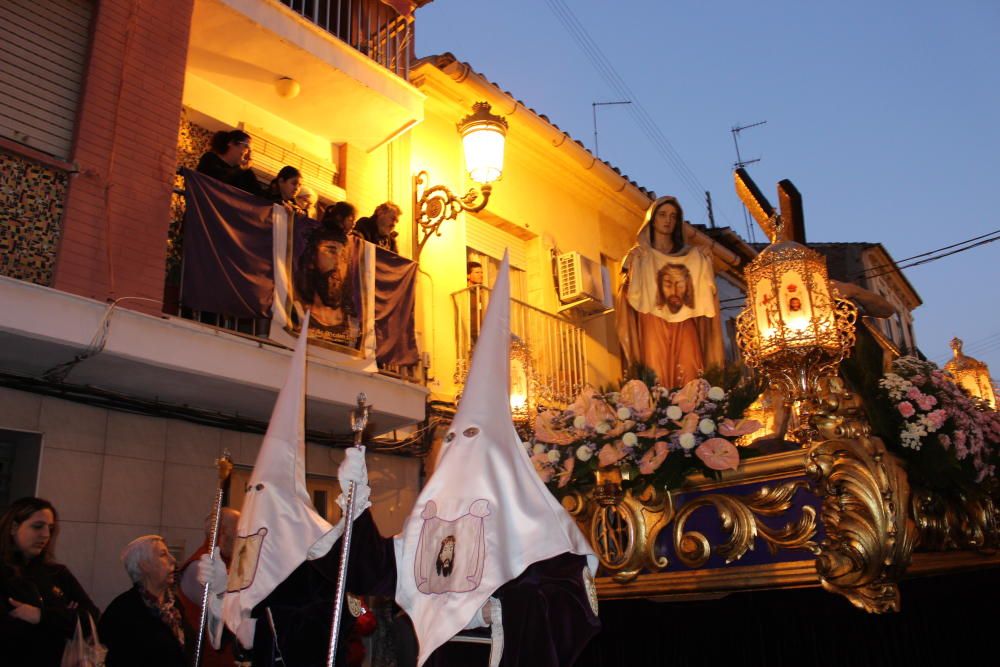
<box><xmin>736</xmin><ymin>236</ymin><xmax>857</xmax><ymax>440</ymax></box>
<box><xmin>458</xmin><ymin>102</ymin><xmax>508</xmax><ymax>184</ymax></box>
<box><xmin>944</xmin><ymin>338</ymin><xmax>997</xmax><ymax>409</ymax></box>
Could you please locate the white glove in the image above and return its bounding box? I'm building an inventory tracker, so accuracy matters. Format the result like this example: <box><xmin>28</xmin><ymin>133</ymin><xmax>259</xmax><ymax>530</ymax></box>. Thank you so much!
<box><xmin>336</xmin><ymin>446</ymin><xmax>371</xmax><ymax>520</ymax></box>
<box><xmin>196</xmin><ymin>547</ymin><xmax>228</xmax><ymax>594</ymax></box>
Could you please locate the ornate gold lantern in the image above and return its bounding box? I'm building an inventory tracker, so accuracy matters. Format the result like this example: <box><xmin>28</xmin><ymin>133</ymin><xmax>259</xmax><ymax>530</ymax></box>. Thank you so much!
<box><xmin>736</xmin><ymin>233</ymin><xmax>857</xmax><ymax>441</ymax></box>
<box><xmin>944</xmin><ymin>337</ymin><xmax>997</xmax><ymax>409</ymax></box>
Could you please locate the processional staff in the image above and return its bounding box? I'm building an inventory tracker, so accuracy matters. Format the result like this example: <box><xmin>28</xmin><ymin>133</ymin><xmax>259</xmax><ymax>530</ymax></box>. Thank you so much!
<box><xmin>327</xmin><ymin>393</ymin><xmax>370</xmax><ymax>667</ymax></box>
<box><xmin>193</xmin><ymin>451</ymin><xmax>234</xmax><ymax>667</ymax></box>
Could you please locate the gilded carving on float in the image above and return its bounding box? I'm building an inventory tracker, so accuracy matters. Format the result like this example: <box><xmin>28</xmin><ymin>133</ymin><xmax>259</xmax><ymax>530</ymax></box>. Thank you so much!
<box><xmin>911</xmin><ymin>486</ymin><xmax>1000</xmax><ymax>552</ymax></box>
<box><xmin>563</xmin><ymin>477</ymin><xmax>673</xmax><ymax>583</ymax></box>
<box><xmin>672</xmin><ymin>480</ymin><xmax>819</xmax><ymax>568</ymax></box>
<box><xmin>806</xmin><ymin>434</ymin><xmax>916</xmax><ymax>613</ymax></box>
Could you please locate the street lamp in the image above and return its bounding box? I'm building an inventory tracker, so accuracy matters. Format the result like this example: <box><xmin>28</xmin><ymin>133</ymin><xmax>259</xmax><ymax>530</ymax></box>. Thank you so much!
<box><xmin>944</xmin><ymin>337</ymin><xmax>997</xmax><ymax>409</ymax></box>
<box><xmin>414</xmin><ymin>102</ymin><xmax>508</xmax><ymax>259</ymax></box>
<box><xmin>735</xmin><ymin>222</ymin><xmax>858</xmax><ymax>442</ymax></box>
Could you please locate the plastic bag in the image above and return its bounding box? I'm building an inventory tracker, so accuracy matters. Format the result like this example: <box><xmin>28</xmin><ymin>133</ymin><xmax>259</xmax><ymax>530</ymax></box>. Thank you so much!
<box><xmin>61</xmin><ymin>613</ymin><xmax>108</xmax><ymax>667</ymax></box>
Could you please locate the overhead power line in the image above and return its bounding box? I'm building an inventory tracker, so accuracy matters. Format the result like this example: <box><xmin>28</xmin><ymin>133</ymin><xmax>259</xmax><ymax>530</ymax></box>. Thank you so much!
<box><xmin>855</xmin><ymin>228</ymin><xmax>1000</xmax><ymax>280</ymax></box>
<box><xmin>543</xmin><ymin>0</ymin><xmax>721</xmax><ymax>224</ymax></box>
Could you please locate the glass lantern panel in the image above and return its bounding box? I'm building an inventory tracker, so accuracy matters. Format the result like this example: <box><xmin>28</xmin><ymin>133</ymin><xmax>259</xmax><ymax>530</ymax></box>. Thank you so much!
<box><xmin>462</xmin><ymin>126</ymin><xmax>506</xmax><ymax>184</ymax></box>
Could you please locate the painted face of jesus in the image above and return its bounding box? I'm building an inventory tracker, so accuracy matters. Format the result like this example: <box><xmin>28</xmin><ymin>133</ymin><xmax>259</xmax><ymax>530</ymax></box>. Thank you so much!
<box><xmin>659</xmin><ymin>266</ymin><xmax>691</xmax><ymax>314</ymax></box>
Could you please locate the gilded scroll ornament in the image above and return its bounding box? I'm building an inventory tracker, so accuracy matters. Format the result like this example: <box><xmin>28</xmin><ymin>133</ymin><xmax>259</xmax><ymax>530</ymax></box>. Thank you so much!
<box><xmin>807</xmin><ymin>436</ymin><xmax>917</xmax><ymax>613</ymax></box>
<box><xmin>672</xmin><ymin>480</ymin><xmax>819</xmax><ymax>568</ymax></box>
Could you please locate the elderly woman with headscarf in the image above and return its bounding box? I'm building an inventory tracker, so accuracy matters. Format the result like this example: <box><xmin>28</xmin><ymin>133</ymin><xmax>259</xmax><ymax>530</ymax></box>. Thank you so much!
<box><xmin>99</xmin><ymin>535</ymin><xmax>191</xmax><ymax>667</ymax></box>
<box><xmin>616</xmin><ymin>196</ymin><xmax>724</xmax><ymax>388</ymax></box>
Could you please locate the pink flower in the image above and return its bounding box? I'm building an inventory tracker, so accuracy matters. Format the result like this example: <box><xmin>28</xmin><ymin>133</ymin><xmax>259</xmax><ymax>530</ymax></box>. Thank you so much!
<box><xmin>695</xmin><ymin>438</ymin><xmax>740</xmax><ymax>471</ymax></box>
<box><xmin>915</xmin><ymin>395</ymin><xmax>937</xmax><ymax>411</ymax></box>
<box><xmin>568</xmin><ymin>387</ymin><xmax>616</xmax><ymax>427</ymax></box>
<box><xmin>638</xmin><ymin>441</ymin><xmax>669</xmax><ymax>475</ymax></box>
<box><xmin>636</xmin><ymin>426</ymin><xmax>671</xmax><ymax>439</ymax></box>
<box><xmin>676</xmin><ymin>412</ymin><xmax>701</xmax><ymax>435</ymax></box>
<box><xmin>718</xmin><ymin>419</ymin><xmax>763</xmax><ymax>438</ymax></box>
<box><xmin>531</xmin><ymin>454</ymin><xmax>555</xmax><ymax>483</ymax></box>
<box><xmin>619</xmin><ymin>380</ymin><xmax>654</xmax><ymax>420</ymax></box>
<box><xmin>927</xmin><ymin>409</ymin><xmax>947</xmax><ymax>430</ymax></box>
<box><xmin>938</xmin><ymin>433</ymin><xmax>951</xmax><ymax>449</ymax></box>
<box><xmin>897</xmin><ymin>401</ymin><xmax>916</xmax><ymax>418</ymax></box>
<box><xmin>533</xmin><ymin>410</ymin><xmax>576</xmax><ymax>445</ymax></box>
<box><xmin>557</xmin><ymin>456</ymin><xmax>576</xmax><ymax>488</ymax></box>
<box><xmin>597</xmin><ymin>442</ymin><xmax>627</xmax><ymax>467</ymax></box>
<box><xmin>671</xmin><ymin>379</ymin><xmax>710</xmax><ymax>413</ymax></box>
<box><xmin>906</xmin><ymin>387</ymin><xmax>922</xmax><ymax>401</ymax></box>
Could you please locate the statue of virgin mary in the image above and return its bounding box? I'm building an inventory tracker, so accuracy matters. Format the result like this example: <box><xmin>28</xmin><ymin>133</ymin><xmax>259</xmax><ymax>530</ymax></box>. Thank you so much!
<box><xmin>615</xmin><ymin>196</ymin><xmax>724</xmax><ymax>388</ymax></box>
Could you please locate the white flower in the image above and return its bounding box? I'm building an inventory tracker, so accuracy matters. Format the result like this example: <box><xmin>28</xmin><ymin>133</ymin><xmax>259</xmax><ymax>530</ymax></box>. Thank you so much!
<box><xmin>617</xmin><ymin>407</ymin><xmax>632</xmax><ymax>420</ymax></box>
<box><xmin>679</xmin><ymin>433</ymin><xmax>696</xmax><ymax>450</ymax></box>
<box><xmin>666</xmin><ymin>405</ymin><xmax>683</xmax><ymax>420</ymax></box>
<box><xmin>708</xmin><ymin>386</ymin><xmax>726</xmax><ymax>401</ymax></box>
<box><xmin>576</xmin><ymin>445</ymin><xmax>593</xmax><ymax>461</ymax></box>
<box><xmin>533</xmin><ymin>444</ymin><xmax>547</xmax><ymax>456</ymax></box>
<box><xmin>622</xmin><ymin>432</ymin><xmax>638</xmax><ymax>446</ymax></box>
<box><xmin>546</xmin><ymin>449</ymin><xmax>562</xmax><ymax>463</ymax></box>
<box><xmin>573</xmin><ymin>415</ymin><xmax>587</xmax><ymax>429</ymax></box>
<box><xmin>595</xmin><ymin>421</ymin><xmax>610</xmax><ymax>434</ymax></box>
<box><xmin>699</xmin><ymin>418</ymin><xmax>716</xmax><ymax>435</ymax></box>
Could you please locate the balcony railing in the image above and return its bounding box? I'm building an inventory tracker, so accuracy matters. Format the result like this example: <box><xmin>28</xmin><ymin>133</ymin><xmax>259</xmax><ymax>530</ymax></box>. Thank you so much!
<box><xmin>280</xmin><ymin>0</ymin><xmax>413</xmax><ymax>77</ymax></box>
<box><xmin>453</xmin><ymin>286</ymin><xmax>589</xmax><ymax>408</ymax></box>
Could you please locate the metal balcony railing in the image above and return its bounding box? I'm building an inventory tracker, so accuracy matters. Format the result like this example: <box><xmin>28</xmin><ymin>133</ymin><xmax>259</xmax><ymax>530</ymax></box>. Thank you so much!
<box><xmin>453</xmin><ymin>286</ymin><xmax>589</xmax><ymax>408</ymax></box>
<box><xmin>279</xmin><ymin>0</ymin><xmax>413</xmax><ymax>78</ymax></box>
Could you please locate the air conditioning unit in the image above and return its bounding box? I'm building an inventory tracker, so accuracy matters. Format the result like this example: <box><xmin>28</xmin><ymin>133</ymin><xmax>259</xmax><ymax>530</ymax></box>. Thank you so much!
<box><xmin>557</xmin><ymin>252</ymin><xmax>613</xmax><ymax>317</ymax></box>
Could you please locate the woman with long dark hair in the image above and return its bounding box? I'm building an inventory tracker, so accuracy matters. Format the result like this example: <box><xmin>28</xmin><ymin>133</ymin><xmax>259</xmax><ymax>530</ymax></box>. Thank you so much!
<box><xmin>267</xmin><ymin>165</ymin><xmax>304</xmax><ymax>213</ymax></box>
<box><xmin>0</xmin><ymin>497</ymin><xmax>99</xmax><ymax>666</ymax></box>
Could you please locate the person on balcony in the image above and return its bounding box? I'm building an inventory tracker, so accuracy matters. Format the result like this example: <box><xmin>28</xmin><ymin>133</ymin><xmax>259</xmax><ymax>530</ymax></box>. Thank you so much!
<box><xmin>467</xmin><ymin>261</ymin><xmax>486</xmax><ymax>343</ymax></box>
<box><xmin>321</xmin><ymin>201</ymin><xmax>358</xmax><ymax>238</ymax></box>
<box><xmin>616</xmin><ymin>196</ymin><xmax>724</xmax><ymax>388</ymax></box>
<box><xmin>354</xmin><ymin>202</ymin><xmax>402</xmax><ymax>253</ymax></box>
<box><xmin>267</xmin><ymin>166</ymin><xmax>305</xmax><ymax>215</ymax></box>
<box><xmin>196</xmin><ymin>130</ymin><xmax>265</xmax><ymax>198</ymax></box>
<box><xmin>0</xmin><ymin>497</ymin><xmax>100</xmax><ymax>667</ymax></box>
<box><xmin>296</xmin><ymin>186</ymin><xmax>319</xmax><ymax>220</ymax></box>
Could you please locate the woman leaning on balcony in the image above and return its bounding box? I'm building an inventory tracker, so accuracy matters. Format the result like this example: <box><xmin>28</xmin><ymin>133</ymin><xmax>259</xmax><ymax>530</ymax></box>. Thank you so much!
<box><xmin>196</xmin><ymin>129</ymin><xmax>266</xmax><ymax>198</ymax></box>
<box><xmin>0</xmin><ymin>497</ymin><xmax>100</xmax><ymax>667</ymax></box>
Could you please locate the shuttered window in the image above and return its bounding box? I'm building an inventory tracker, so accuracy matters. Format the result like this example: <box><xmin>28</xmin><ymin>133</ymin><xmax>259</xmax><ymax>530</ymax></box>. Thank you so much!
<box><xmin>465</xmin><ymin>215</ymin><xmax>527</xmax><ymax>270</ymax></box>
<box><xmin>0</xmin><ymin>0</ymin><xmax>92</xmax><ymax>159</ymax></box>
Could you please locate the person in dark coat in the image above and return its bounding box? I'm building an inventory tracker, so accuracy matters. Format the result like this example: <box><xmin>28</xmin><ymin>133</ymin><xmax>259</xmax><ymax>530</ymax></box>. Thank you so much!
<box><xmin>196</xmin><ymin>129</ymin><xmax>266</xmax><ymax>198</ymax></box>
<box><xmin>353</xmin><ymin>202</ymin><xmax>402</xmax><ymax>253</ymax></box>
<box><xmin>99</xmin><ymin>535</ymin><xmax>192</xmax><ymax>667</ymax></box>
<box><xmin>0</xmin><ymin>497</ymin><xmax>100</xmax><ymax>667</ymax></box>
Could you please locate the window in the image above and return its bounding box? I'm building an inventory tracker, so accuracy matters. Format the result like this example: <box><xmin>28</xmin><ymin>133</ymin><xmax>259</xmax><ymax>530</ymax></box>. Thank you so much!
<box><xmin>0</xmin><ymin>0</ymin><xmax>93</xmax><ymax>159</ymax></box>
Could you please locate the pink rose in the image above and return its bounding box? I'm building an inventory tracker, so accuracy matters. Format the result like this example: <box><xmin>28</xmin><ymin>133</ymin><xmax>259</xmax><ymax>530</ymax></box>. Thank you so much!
<box><xmin>927</xmin><ymin>409</ymin><xmax>947</xmax><ymax>430</ymax></box>
<box><xmin>619</xmin><ymin>380</ymin><xmax>654</xmax><ymax>421</ymax></box>
<box><xmin>719</xmin><ymin>419</ymin><xmax>763</xmax><ymax>438</ymax></box>
<box><xmin>915</xmin><ymin>395</ymin><xmax>937</xmax><ymax>411</ymax></box>
<box><xmin>597</xmin><ymin>442</ymin><xmax>627</xmax><ymax>467</ymax></box>
<box><xmin>638</xmin><ymin>441</ymin><xmax>669</xmax><ymax>475</ymax></box>
<box><xmin>897</xmin><ymin>401</ymin><xmax>916</xmax><ymax>418</ymax></box>
<box><xmin>695</xmin><ymin>438</ymin><xmax>740</xmax><ymax>471</ymax></box>
<box><xmin>906</xmin><ymin>387</ymin><xmax>922</xmax><ymax>401</ymax></box>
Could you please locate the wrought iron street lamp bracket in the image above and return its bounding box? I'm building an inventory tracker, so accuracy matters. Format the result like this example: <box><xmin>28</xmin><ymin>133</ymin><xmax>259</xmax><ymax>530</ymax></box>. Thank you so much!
<box><xmin>413</xmin><ymin>170</ymin><xmax>492</xmax><ymax>260</ymax></box>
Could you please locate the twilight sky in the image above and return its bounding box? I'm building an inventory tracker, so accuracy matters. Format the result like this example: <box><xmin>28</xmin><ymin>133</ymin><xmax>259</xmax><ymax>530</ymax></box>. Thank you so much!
<box><xmin>417</xmin><ymin>0</ymin><xmax>1000</xmax><ymax>373</ymax></box>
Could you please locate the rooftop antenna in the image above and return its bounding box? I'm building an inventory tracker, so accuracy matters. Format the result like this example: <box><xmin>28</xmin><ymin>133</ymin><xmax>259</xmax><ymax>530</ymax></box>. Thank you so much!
<box><xmin>731</xmin><ymin>120</ymin><xmax>767</xmax><ymax>242</ymax></box>
<box><xmin>592</xmin><ymin>100</ymin><xmax>631</xmax><ymax>159</ymax></box>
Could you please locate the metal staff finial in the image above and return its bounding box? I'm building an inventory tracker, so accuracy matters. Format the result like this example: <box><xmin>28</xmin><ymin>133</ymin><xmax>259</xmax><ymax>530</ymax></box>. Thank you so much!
<box><xmin>327</xmin><ymin>394</ymin><xmax>371</xmax><ymax>667</ymax></box>
<box><xmin>193</xmin><ymin>450</ymin><xmax>233</xmax><ymax>667</ymax></box>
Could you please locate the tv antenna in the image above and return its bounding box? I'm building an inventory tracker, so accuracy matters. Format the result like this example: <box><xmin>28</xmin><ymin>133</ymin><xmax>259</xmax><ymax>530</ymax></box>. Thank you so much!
<box><xmin>592</xmin><ymin>100</ymin><xmax>631</xmax><ymax>159</ymax></box>
<box><xmin>730</xmin><ymin>120</ymin><xmax>767</xmax><ymax>241</ymax></box>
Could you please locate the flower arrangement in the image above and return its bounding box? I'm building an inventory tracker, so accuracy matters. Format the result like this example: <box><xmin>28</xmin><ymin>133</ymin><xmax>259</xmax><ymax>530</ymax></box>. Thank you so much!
<box><xmin>877</xmin><ymin>356</ymin><xmax>1000</xmax><ymax>487</ymax></box>
<box><xmin>525</xmin><ymin>378</ymin><xmax>762</xmax><ymax>494</ymax></box>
